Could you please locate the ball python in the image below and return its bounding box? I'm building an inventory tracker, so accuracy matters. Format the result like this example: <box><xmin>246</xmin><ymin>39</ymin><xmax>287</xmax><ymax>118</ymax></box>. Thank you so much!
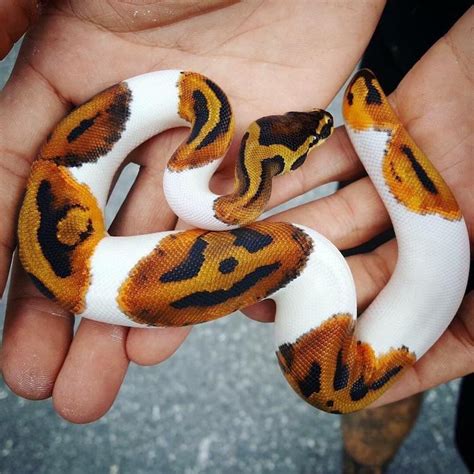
<box><xmin>17</xmin><ymin>69</ymin><xmax>470</xmax><ymax>414</ymax></box>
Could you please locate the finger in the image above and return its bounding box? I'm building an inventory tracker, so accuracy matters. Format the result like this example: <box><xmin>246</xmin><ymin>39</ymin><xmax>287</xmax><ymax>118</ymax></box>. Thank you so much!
<box><xmin>126</xmin><ymin>326</ymin><xmax>192</xmax><ymax>366</ymax></box>
<box><xmin>1</xmin><ymin>258</ymin><xmax>74</xmax><ymax>400</ymax></box>
<box><xmin>211</xmin><ymin>125</ymin><xmax>365</xmax><ymax>211</ymax></box>
<box><xmin>0</xmin><ymin>56</ymin><xmax>70</xmax><ymax>297</ymax></box>
<box><xmin>0</xmin><ymin>0</ymin><xmax>43</xmax><ymax>59</ymax></box>
<box><xmin>52</xmin><ymin>319</ymin><xmax>128</xmax><ymax>423</ymax></box>
<box><xmin>243</xmin><ymin>239</ymin><xmax>398</xmax><ymax>322</ymax></box>
<box><xmin>346</xmin><ymin>240</ymin><xmax>398</xmax><ymax>312</ymax></box>
<box><xmin>244</xmin><ymin>187</ymin><xmax>395</xmax><ymax>323</ymax></box>
<box><xmin>370</xmin><ymin>290</ymin><xmax>474</xmax><ymax>407</ymax></box>
<box><xmin>269</xmin><ymin>176</ymin><xmax>391</xmax><ymax>250</ymax></box>
<box><xmin>108</xmin><ymin>130</ymin><xmax>184</xmax><ymax>235</ymax></box>
<box><xmin>242</xmin><ymin>300</ymin><xmax>276</xmax><ymax>323</ymax></box>
<box><xmin>267</xmin><ymin>126</ymin><xmax>365</xmax><ymax>210</ymax></box>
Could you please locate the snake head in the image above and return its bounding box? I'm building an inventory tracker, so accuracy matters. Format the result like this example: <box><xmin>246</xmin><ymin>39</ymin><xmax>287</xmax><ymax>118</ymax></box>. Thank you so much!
<box><xmin>282</xmin><ymin>109</ymin><xmax>333</xmax><ymax>173</ymax></box>
<box><xmin>304</xmin><ymin>108</ymin><xmax>334</xmax><ymax>149</ymax></box>
<box><xmin>213</xmin><ymin>108</ymin><xmax>334</xmax><ymax>226</ymax></box>
<box><xmin>252</xmin><ymin>109</ymin><xmax>334</xmax><ymax>176</ymax></box>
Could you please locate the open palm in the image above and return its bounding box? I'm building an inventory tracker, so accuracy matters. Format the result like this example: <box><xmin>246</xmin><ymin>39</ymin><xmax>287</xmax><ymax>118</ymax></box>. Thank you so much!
<box><xmin>1</xmin><ymin>1</ymin><xmax>471</xmax><ymax>423</ymax></box>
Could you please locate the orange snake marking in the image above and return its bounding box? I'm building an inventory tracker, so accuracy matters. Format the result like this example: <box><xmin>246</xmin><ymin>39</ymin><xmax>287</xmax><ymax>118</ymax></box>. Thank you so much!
<box><xmin>40</xmin><ymin>83</ymin><xmax>132</xmax><ymax>167</ymax></box>
<box><xmin>277</xmin><ymin>314</ymin><xmax>416</xmax><ymax>414</ymax></box>
<box><xmin>343</xmin><ymin>70</ymin><xmax>461</xmax><ymax>221</ymax></box>
<box><xmin>18</xmin><ymin>160</ymin><xmax>105</xmax><ymax>312</ymax></box>
<box><xmin>168</xmin><ymin>72</ymin><xmax>235</xmax><ymax>171</ymax></box>
<box><xmin>117</xmin><ymin>222</ymin><xmax>313</xmax><ymax>327</ymax></box>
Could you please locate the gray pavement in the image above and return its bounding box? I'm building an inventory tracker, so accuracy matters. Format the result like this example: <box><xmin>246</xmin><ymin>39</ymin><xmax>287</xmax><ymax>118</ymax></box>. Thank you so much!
<box><xmin>0</xmin><ymin>42</ymin><xmax>468</xmax><ymax>474</ymax></box>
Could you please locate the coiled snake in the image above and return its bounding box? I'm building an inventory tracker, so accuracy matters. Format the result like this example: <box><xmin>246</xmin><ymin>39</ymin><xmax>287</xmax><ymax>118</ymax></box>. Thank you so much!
<box><xmin>18</xmin><ymin>69</ymin><xmax>470</xmax><ymax>413</ymax></box>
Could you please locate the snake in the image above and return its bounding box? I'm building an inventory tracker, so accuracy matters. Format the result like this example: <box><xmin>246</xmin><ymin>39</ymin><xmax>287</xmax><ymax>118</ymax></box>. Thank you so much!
<box><xmin>17</xmin><ymin>69</ymin><xmax>470</xmax><ymax>414</ymax></box>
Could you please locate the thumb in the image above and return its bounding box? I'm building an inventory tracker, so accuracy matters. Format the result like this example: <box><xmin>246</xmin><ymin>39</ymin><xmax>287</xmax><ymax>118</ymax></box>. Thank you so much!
<box><xmin>0</xmin><ymin>46</ymin><xmax>70</xmax><ymax>297</ymax></box>
<box><xmin>0</xmin><ymin>0</ymin><xmax>45</xmax><ymax>59</ymax></box>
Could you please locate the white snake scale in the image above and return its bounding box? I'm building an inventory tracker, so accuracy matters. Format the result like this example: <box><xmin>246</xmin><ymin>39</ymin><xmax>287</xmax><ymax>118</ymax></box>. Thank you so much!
<box><xmin>17</xmin><ymin>69</ymin><xmax>470</xmax><ymax>413</ymax></box>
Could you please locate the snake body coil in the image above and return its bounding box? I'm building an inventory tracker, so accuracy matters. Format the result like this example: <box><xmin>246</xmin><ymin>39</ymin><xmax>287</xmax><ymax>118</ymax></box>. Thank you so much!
<box><xmin>18</xmin><ymin>70</ymin><xmax>470</xmax><ymax>413</ymax></box>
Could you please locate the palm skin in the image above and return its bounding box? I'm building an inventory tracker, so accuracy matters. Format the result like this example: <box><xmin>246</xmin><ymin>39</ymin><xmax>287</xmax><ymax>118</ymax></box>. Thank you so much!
<box><xmin>0</xmin><ymin>1</ymin><xmax>472</xmax><ymax>423</ymax></box>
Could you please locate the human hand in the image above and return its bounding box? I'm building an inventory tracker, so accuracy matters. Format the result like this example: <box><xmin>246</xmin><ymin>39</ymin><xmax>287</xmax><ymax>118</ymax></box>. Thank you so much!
<box><xmin>243</xmin><ymin>7</ymin><xmax>474</xmax><ymax>408</ymax></box>
<box><xmin>0</xmin><ymin>0</ymin><xmax>385</xmax><ymax>422</ymax></box>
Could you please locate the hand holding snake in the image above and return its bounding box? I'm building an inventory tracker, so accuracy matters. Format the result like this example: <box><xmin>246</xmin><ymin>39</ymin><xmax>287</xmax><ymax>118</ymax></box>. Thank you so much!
<box><xmin>1</xmin><ymin>2</ymin><xmax>472</xmax><ymax>422</ymax></box>
<box><xmin>16</xmin><ymin>58</ymin><xmax>470</xmax><ymax>415</ymax></box>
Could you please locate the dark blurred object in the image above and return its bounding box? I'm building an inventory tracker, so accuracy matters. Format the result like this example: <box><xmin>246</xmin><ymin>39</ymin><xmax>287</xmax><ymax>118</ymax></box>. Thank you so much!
<box><xmin>361</xmin><ymin>0</ymin><xmax>472</xmax><ymax>95</ymax></box>
<box><xmin>455</xmin><ymin>373</ymin><xmax>474</xmax><ymax>471</ymax></box>
<box><xmin>341</xmin><ymin>1</ymin><xmax>473</xmax><ymax>472</ymax></box>
<box><xmin>342</xmin><ymin>394</ymin><xmax>423</xmax><ymax>474</ymax></box>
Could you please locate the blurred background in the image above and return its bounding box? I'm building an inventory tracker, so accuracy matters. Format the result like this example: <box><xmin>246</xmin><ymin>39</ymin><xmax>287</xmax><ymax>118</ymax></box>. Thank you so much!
<box><xmin>0</xmin><ymin>41</ymin><xmax>468</xmax><ymax>474</ymax></box>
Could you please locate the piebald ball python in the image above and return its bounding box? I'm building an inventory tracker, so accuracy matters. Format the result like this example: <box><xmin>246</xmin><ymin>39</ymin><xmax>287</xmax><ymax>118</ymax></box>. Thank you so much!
<box><xmin>18</xmin><ymin>69</ymin><xmax>470</xmax><ymax>414</ymax></box>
